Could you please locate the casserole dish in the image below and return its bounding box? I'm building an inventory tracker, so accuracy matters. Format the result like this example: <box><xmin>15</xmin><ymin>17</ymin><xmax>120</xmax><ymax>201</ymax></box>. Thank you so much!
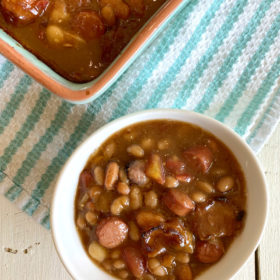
<box><xmin>0</xmin><ymin>0</ymin><xmax>188</xmax><ymax>104</ymax></box>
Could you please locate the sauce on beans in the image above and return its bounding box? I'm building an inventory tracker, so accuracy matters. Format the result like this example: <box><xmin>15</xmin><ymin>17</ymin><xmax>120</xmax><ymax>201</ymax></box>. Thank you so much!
<box><xmin>0</xmin><ymin>0</ymin><xmax>167</xmax><ymax>83</ymax></box>
<box><xmin>74</xmin><ymin>120</ymin><xmax>247</xmax><ymax>279</ymax></box>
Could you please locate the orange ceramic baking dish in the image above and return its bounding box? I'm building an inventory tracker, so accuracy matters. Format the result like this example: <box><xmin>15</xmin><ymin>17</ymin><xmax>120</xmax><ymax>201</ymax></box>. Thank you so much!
<box><xmin>0</xmin><ymin>0</ymin><xmax>188</xmax><ymax>104</ymax></box>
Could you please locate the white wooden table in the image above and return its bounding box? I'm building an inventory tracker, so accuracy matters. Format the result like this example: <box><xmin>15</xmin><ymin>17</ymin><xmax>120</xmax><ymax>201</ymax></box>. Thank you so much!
<box><xmin>1</xmin><ymin>123</ymin><xmax>280</xmax><ymax>280</ymax></box>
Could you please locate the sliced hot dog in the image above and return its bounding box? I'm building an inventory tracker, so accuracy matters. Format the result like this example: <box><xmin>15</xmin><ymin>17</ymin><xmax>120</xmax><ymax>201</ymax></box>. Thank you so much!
<box><xmin>183</xmin><ymin>146</ymin><xmax>213</xmax><ymax>173</ymax></box>
<box><xmin>195</xmin><ymin>239</ymin><xmax>224</xmax><ymax>264</ymax></box>
<box><xmin>72</xmin><ymin>11</ymin><xmax>104</xmax><ymax>40</ymax></box>
<box><xmin>96</xmin><ymin>217</ymin><xmax>128</xmax><ymax>248</ymax></box>
<box><xmin>163</xmin><ymin>189</ymin><xmax>195</xmax><ymax>216</ymax></box>
<box><xmin>122</xmin><ymin>247</ymin><xmax>146</xmax><ymax>278</ymax></box>
<box><xmin>1</xmin><ymin>0</ymin><xmax>49</xmax><ymax>25</ymax></box>
<box><xmin>79</xmin><ymin>169</ymin><xmax>94</xmax><ymax>189</ymax></box>
<box><xmin>166</xmin><ymin>157</ymin><xmax>186</xmax><ymax>175</ymax></box>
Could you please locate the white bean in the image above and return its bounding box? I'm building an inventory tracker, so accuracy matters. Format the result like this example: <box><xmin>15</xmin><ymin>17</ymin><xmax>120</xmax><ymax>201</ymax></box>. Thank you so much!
<box><xmin>176</xmin><ymin>252</ymin><xmax>190</xmax><ymax>264</ymax></box>
<box><xmin>111</xmin><ymin>195</ymin><xmax>130</xmax><ymax>215</ymax></box>
<box><xmin>119</xmin><ymin>168</ymin><xmax>129</xmax><ymax>184</ymax></box>
<box><xmin>141</xmin><ymin>138</ymin><xmax>154</xmax><ymax>150</ymax></box>
<box><xmin>111</xmin><ymin>249</ymin><xmax>121</xmax><ymax>259</ymax></box>
<box><xmin>148</xmin><ymin>259</ymin><xmax>167</xmax><ymax>277</ymax></box>
<box><xmin>144</xmin><ymin>191</ymin><xmax>158</xmax><ymax>208</ymax></box>
<box><xmin>104</xmin><ymin>143</ymin><xmax>116</xmax><ymax>158</ymax></box>
<box><xmin>113</xmin><ymin>259</ymin><xmax>126</xmax><ymax>269</ymax></box>
<box><xmin>105</xmin><ymin>162</ymin><xmax>119</xmax><ymax>190</ymax></box>
<box><xmin>50</xmin><ymin>0</ymin><xmax>69</xmax><ymax>23</ymax></box>
<box><xmin>165</xmin><ymin>176</ymin><xmax>179</xmax><ymax>188</ymax></box>
<box><xmin>93</xmin><ymin>166</ymin><xmax>104</xmax><ymax>185</ymax></box>
<box><xmin>196</xmin><ymin>181</ymin><xmax>214</xmax><ymax>193</ymax></box>
<box><xmin>46</xmin><ymin>25</ymin><xmax>64</xmax><ymax>44</ymax></box>
<box><xmin>79</xmin><ymin>192</ymin><xmax>89</xmax><ymax>208</ymax></box>
<box><xmin>85</xmin><ymin>211</ymin><xmax>97</xmax><ymax>225</ymax></box>
<box><xmin>157</xmin><ymin>139</ymin><xmax>169</xmax><ymax>150</ymax></box>
<box><xmin>88</xmin><ymin>186</ymin><xmax>102</xmax><ymax>202</ymax></box>
<box><xmin>76</xmin><ymin>214</ymin><xmax>86</xmax><ymax>229</ymax></box>
<box><xmin>128</xmin><ymin>221</ymin><xmax>140</xmax><ymax>241</ymax></box>
<box><xmin>191</xmin><ymin>191</ymin><xmax>206</xmax><ymax>203</ymax></box>
<box><xmin>127</xmin><ymin>144</ymin><xmax>144</xmax><ymax>157</ymax></box>
<box><xmin>88</xmin><ymin>241</ymin><xmax>107</xmax><ymax>262</ymax></box>
<box><xmin>148</xmin><ymin>258</ymin><xmax>160</xmax><ymax>270</ymax></box>
<box><xmin>117</xmin><ymin>182</ymin><xmax>130</xmax><ymax>195</ymax></box>
<box><xmin>130</xmin><ymin>187</ymin><xmax>142</xmax><ymax>210</ymax></box>
<box><xmin>217</xmin><ymin>176</ymin><xmax>234</xmax><ymax>192</ymax></box>
<box><xmin>211</xmin><ymin>168</ymin><xmax>227</xmax><ymax>176</ymax></box>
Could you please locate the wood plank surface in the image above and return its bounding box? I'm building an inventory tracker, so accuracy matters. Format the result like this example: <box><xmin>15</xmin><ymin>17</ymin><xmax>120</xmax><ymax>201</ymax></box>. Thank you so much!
<box><xmin>1</xmin><ymin>122</ymin><xmax>280</xmax><ymax>280</ymax></box>
<box><xmin>257</xmin><ymin>123</ymin><xmax>280</xmax><ymax>280</ymax></box>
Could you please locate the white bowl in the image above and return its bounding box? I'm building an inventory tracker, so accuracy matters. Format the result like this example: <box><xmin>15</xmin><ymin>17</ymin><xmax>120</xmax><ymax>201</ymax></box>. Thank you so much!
<box><xmin>51</xmin><ymin>109</ymin><xmax>268</xmax><ymax>280</ymax></box>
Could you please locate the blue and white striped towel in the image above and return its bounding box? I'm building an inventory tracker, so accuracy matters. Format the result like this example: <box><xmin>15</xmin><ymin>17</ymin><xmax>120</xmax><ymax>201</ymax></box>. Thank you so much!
<box><xmin>0</xmin><ymin>0</ymin><xmax>279</xmax><ymax>229</ymax></box>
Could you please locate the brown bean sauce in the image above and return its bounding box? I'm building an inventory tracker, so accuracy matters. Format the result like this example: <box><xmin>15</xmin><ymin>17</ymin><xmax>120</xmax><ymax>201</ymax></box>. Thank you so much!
<box><xmin>0</xmin><ymin>0</ymin><xmax>167</xmax><ymax>83</ymax></box>
<box><xmin>74</xmin><ymin>120</ymin><xmax>247</xmax><ymax>279</ymax></box>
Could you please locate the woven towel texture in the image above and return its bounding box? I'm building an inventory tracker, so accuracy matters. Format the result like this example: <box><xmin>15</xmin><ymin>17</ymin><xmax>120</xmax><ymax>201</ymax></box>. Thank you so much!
<box><xmin>0</xmin><ymin>0</ymin><xmax>280</xmax><ymax>229</ymax></box>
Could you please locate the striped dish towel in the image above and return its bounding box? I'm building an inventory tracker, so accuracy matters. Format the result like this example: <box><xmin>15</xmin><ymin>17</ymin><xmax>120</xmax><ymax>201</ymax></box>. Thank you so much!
<box><xmin>0</xmin><ymin>0</ymin><xmax>280</xmax><ymax>229</ymax></box>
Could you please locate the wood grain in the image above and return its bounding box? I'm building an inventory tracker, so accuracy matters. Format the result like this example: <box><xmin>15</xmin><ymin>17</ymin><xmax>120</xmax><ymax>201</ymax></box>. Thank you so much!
<box><xmin>258</xmin><ymin>123</ymin><xmax>280</xmax><ymax>280</ymax></box>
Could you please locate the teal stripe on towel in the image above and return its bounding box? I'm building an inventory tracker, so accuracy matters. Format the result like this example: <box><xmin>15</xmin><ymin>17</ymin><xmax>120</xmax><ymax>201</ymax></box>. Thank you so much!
<box><xmin>41</xmin><ymin>213</ymin><xmax>50</xmax><ymax>230</ymax></box>
<box><xmin>22</xmin><ymin>89</ymin><xmax>115</xmax><ymax>216</ymax></box>
<box><xmin>0</xmin><ymin>171</ymin><xmax>6</xmax><ymax>182</ymax></box>
<box><xmin>23</xmin><ymin>196</ymin><xmax>40</xmax><ymax>216</ymax></box>
<box><xmin>247</xmin><ymin>87</ymin><xmax>280</xmax><ymax>144</ymax></box>
<box><xmin>12</xmin><ymin>102</ymin><xmax>73</xmax><ymax>186</ymax></box>
<box><xmin>194</xmin><ymin>0</ymin><xmax>275</xmax><ymax>113</ymax></box>
<box><xmin>0</xmin><ymin>89</ymin><xmax>51</xmax><ymax>171</ymax></box>
<box><xmin>235</xmin><ymin>55</ymin><xmax>280</xmax><ymax>135</ymax></box>
<box><xmin>109</xmin><ymin>0</ymin><xmax>199</xmax><ymax>120</ymax></box>
<box><xmin>145</xmin><ymin>0</ymin><xmax>225</xmax><ymax>110</ymax></box>
<box><xmin>172</xmin><ymin>0</ymin><xmax>248</xmax><ymax>108</ymax></box>
<box><xmin>0</xmin><ymin>61</ymin><xmax>14</xmax><ymax>89</ymax></box>
<box><xmin>216</xmin><ymin>13</ymin><xmax>280</xmax><ymax>122</ymax></box>
<box><xmin>5</xmin><ymin>184</ymin><xmax>22</xmax><ymax>201</ymax></box>
<box><xmin>0</xmin><ymin>75</ymin><xmax>32</xmax><ymax>135</ymax></box>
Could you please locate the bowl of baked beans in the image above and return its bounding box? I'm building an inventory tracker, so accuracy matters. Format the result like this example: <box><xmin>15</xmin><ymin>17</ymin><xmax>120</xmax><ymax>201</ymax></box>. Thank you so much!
<box><xmin>51</xmin><ymin>109</ymin><xmax>268</xmax><ymax>280</ymax></box>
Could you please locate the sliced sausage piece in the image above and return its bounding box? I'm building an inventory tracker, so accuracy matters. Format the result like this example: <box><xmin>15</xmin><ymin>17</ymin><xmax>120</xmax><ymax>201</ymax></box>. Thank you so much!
<box><xmin>195</xmin><ymin>239</ymin><xmax>224</xmax><ymax>264</ymax></box>
<box><xmin>146</xmin><ymin>154</ymin><xmax>165</xmax><ymax>185</ymax></box>
<box><xmin>183</xmin><ymin>146</ymin><xmax>213</xmax><ymax>173</ymax></box>
<box><xmin>1</xmin><ymin>0</ymin><xmax>49</xmax><ymax>25</ymax></box>
<box><xmin>122</xmin><ymin>247</ymin><xmax>146</xmax><ymax>278</ymax></box>
<box><xmin>166</xmin><ymin>157</ymin><xmax>186</xmax><ymax>175</ymax></box>
<box><xmin>96</xmin><ymin>217</ymin><xmax>128</xmax><ymax>248</ymax></box>
<box><xmin>128</xmin><ymin>160</ymin><xmax>149</xmax><ymax>186</ymax></box>
<box><xmin>79</xmin><ymin>169</ymin><xmax>94</xmax><ymax>189</ymax></box>
<box><xmin>104</xmin><ymin>162</ymin><xmax>119</xmax><ymax>190</ymax></box>
<box><xmin>163</xmin><ymin>189</ymin><xmax>195</xmax><ymax>216</ymax></box>
<box><xmin>175</xmin><ymin>174</ymin><xmax>193</xmax><ymax>183</ymax></box>
<box><xmin>192</xmin><ymin>200</ymin><xmax>239</xmax><ymax>240</ymax></box>
<box><xmin>72</xmin><ymin>11</ymin><xmax>105</xmax><ymax>40</ymax></box>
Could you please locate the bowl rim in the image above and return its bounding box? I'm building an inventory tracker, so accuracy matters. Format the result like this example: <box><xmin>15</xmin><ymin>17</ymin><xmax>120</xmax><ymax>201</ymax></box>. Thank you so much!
<box><xmin>51</xmin><ymin>108</ymin><xmax>268</xmax><ymax>280</ymax></box>
<box><xmin>0</xmin><ymin>0</ymin><xmax>186</xmax><ymax>104</ymax></box>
